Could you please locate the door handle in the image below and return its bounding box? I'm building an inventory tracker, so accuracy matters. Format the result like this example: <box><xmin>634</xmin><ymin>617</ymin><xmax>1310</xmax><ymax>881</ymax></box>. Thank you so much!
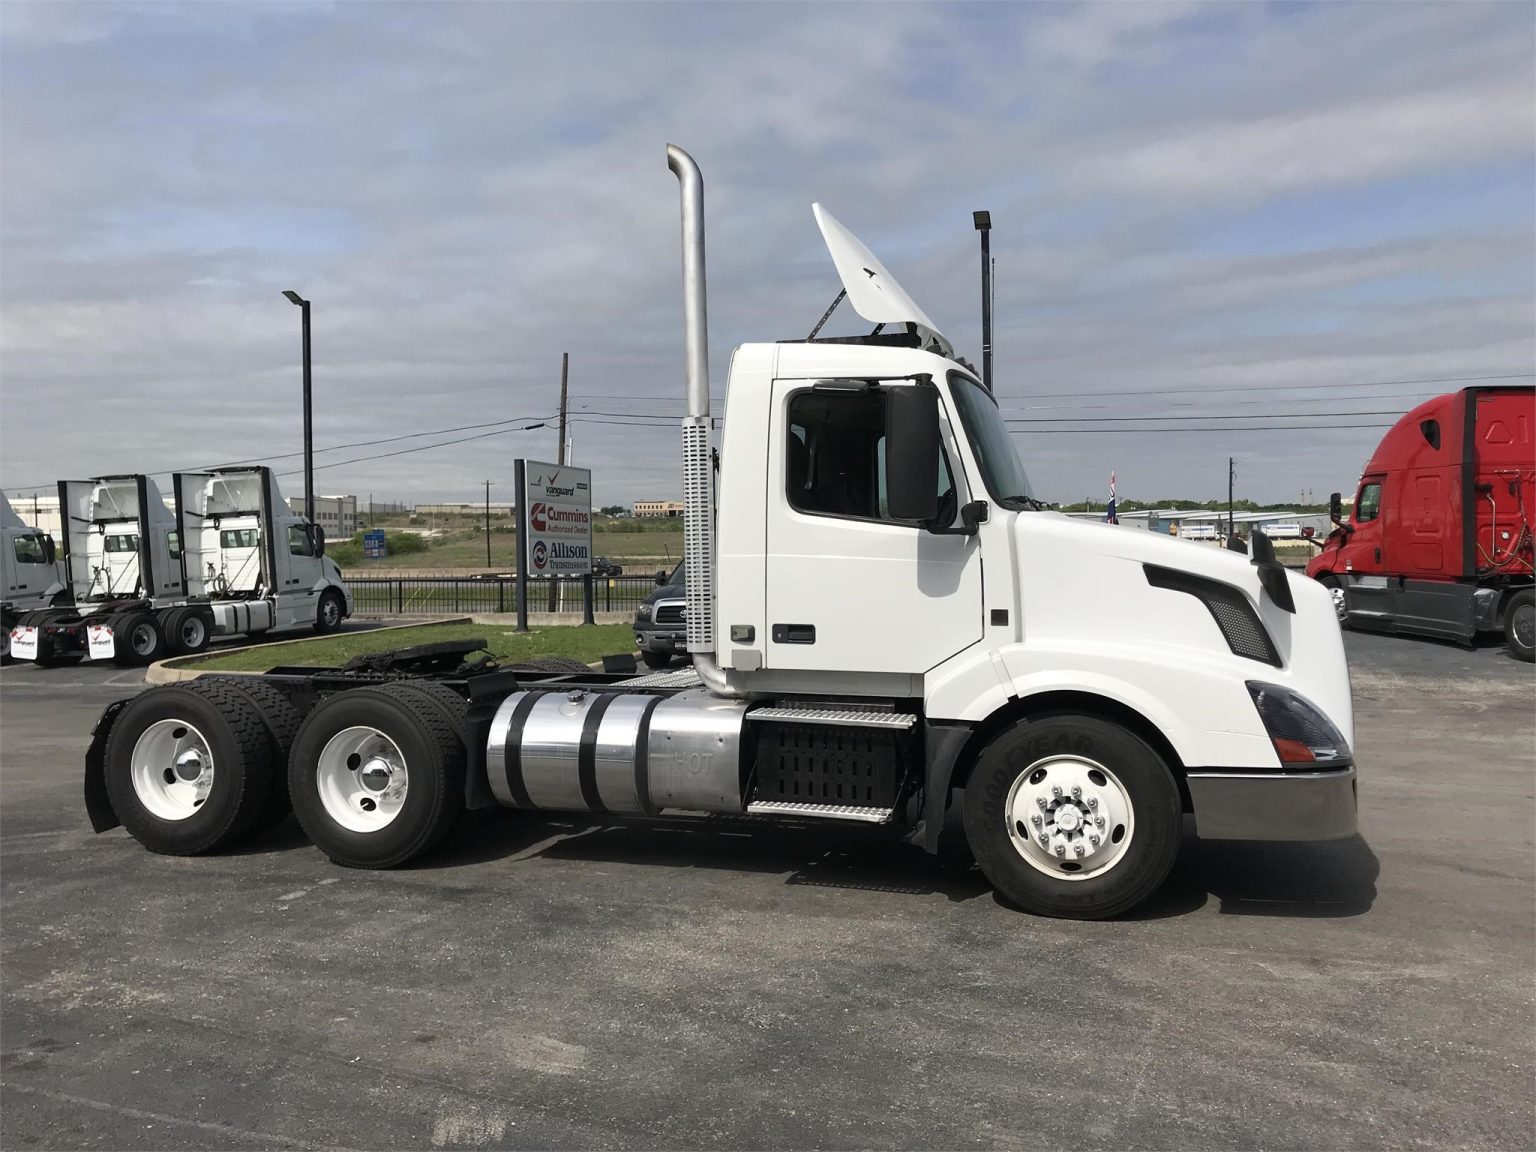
<box><xmin>772</xmin><ymin>623</ymin><xmax>816</xmax><ymax>644</ymax></box>
<box><xmin>1374</xmin><ymin>548</ymin><xmax>1381</xmax><ymax>563</ymax></box>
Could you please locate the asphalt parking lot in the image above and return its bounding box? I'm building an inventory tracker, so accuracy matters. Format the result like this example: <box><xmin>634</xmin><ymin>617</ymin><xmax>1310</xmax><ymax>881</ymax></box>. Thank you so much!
<box><xmin>1</xmin><ymin>633</ymin><xmax>1532</xmax><ymax>1150</ymax></box>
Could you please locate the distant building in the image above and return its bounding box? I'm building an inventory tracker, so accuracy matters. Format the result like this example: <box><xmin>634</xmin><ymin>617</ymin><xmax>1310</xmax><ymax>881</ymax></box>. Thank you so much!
<box><xmin>288</xmin><ymin>494</ymin><xmax>360</xmax><ymax>536</ymax></box>
<box><xmin>414</xmin><ymin>502</ymin><xmax>517</xmax><ymax>517</ymax></box>
<box><xmin>633</xmin><ymin>500</ymin><xmax>684</xmax><ymax>518</ymax></box>
<box><xmin>7</xmin><ymin>493</ymin><xmax>61</xmax><ymax>539</ymax></box>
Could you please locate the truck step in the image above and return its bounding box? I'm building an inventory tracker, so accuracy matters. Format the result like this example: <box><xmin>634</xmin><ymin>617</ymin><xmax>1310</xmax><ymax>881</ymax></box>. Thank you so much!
<box><xmin>745</xmin><ymin>800</ymin><xmax>895</xmax><ymax>824</ymax></box>
<box><xmin>748</xmin><ymin>707</ymin><xmax>917</xmax><ymax>730</ymax></box>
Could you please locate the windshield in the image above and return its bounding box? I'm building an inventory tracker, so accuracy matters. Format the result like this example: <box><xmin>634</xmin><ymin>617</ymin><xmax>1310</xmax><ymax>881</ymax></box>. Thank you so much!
<box><xmin>947</xmin><ymin>372</ymin><xmax>1036</xmax><ymax>509</ymax></box>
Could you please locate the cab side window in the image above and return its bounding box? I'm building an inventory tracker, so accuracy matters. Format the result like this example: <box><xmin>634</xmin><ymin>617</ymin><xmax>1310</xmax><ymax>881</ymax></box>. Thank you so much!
<box><xmin>13</xmin><ymin>535</ymin><xmax>48</xmax><ymax>564</ymax></box>
<box><xmin>288</xmin><ymin>525</ymin><xmax>316</xmax><ymax>557</ymax></box>
<box><xmin>1356</xmin><ymin>483</ymin><xmax>1382</xmax><ymax>523</ymax></box>
<box><xmin>166</xmin><ymin>530</ymin><xmax>182</xmax><ymax>560</ymax></box>
<box><xmin>786</xmin><ymin>388</ymin><xmax>954</xmax><ymax>523</ymax></box>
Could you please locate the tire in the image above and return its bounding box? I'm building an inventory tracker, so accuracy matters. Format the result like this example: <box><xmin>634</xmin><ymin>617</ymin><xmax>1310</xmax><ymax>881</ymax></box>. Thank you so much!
<box><xmin>162</xmin><ymin>607</ymin><xmax>212</xmax><ymax>656</ymax></box>
<box><xmin>287</xmin><ymin>683</ymin><xmax>466</xmax><ymax>868</ymax></box>
<box><xmin>1504</xmin><ymin>588</ymin><xmax>1535</xmax><ymax>663</ymax></box>
<box><xmin>314</xmin><ymin>589</ymin><xmax>345</xmax><ymax>635</ymax></box>
<box><xmin>962</xmin><ymin>714</ymin><xmax>1182</xmax><ymax>920</ymax></box>
<box><xmin>1</xmin><ymin>623</ymin><xmax>12</xmax><ymax>666</ymax></box>
<box><xmin>208</xmin><ymin>676</ymin><xmax>304</xmax><ymax>828</ymax></box>
<box><xmin>1316</xmin><ymin>574</ymin><xmax>1349</xmax><ymax>627</ymax></box>
<box><xmin>112</xmin><ymin>611</ymin><xmax>165</xmax><ymax>667</ymax></box>
<box><xmin>103</xmin><ymin>680</ymin><xmax>281</xmax><ymax>854</ymax></box>
<box><xmin>641</xmin><ymin>651</ymin><xmax>673</xmax><ymax>670</ymax></box>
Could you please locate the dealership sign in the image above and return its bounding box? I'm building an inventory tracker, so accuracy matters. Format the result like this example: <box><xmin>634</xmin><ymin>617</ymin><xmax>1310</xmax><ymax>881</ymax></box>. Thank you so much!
<box><xmin>520</xmin><ymin>459</ymin><xmax>591</xmax><ymax>575</ymax></box>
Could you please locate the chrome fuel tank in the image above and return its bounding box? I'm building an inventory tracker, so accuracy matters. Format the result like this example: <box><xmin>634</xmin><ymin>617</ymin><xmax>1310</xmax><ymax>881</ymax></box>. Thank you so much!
<box><xmin>486</xmin><ymin>688</ymin><xmax>748</xmax><ymax>815</ymax></box>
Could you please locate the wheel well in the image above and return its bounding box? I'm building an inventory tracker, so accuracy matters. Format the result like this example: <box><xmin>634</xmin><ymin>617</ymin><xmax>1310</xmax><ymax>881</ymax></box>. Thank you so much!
<box><xmin>948</xmin><ymin>691</ymin><xmax>1192</xmax><ymax>812</ymax></box>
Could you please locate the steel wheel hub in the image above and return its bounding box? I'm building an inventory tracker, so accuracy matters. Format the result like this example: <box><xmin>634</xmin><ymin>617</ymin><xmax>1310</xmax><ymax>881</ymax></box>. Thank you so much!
<box><xmin>1005</xmin><ymin>754</ymin><xmax>1135</xmax><ymax>880</ymax></box>
<box><xmin>130</xmin><ymin>719</ymin><xmax>215</xmax><ymax>821</ymax></box>
<box><xmin>316</xmin><ymin>726</ymin><xmax>409</xmax><ymax>833</ymax></box>
<box><xmin>1513</xmin><ymin>603</ymin><xmax>1533</xmax><ymax>649</ymax></box>
<box><xmin>132</xmin><ymin>623</ymin><xmax>157</xmax><ymax>655</ymax></box>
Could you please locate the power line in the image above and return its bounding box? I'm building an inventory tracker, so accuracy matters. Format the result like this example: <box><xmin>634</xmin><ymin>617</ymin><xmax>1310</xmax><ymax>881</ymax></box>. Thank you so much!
<box><xmin>1010</xmin><ymin>424</ymin><xmax>1394</xmax><ymax>434</ymax></box>
<box><xmin>275</xmin><ymin>419</ymin><xmax>556</xmax><ymax>478</ymax></box>
<box><xmin>1005</xmin><ymin>410</ymin><xmax>1406</xmax><ymax>424</ymax></box>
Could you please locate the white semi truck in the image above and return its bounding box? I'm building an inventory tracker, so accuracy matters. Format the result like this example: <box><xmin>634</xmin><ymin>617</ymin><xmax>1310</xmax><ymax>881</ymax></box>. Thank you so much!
<box><xmin>82</xmin><ymin>147</ymin><xmax>1356</xmax><ymax>919</ymax></box>
<box><xmin>1</xmin><ymin>494</ymin><xmax>68</xmax><ymax>664</ymax></box>
<box><xmin>12</xmin><ymin>467</ymin><xmax>351</xmax><ymax>667</ymax></box>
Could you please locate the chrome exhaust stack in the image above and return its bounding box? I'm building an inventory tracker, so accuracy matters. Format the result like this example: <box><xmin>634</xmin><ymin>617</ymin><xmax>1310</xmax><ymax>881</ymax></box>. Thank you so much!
<box><xmin>667</xmin><ymin>144</ymin><xmax>737</xmax><ymax>697</ymax></box>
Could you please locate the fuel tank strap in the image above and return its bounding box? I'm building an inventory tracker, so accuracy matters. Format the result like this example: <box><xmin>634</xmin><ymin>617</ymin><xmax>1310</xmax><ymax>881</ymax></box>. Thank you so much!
<box><xmin>502</xmin><ymin>690</ymin><xmax>547</xmax><ymax>809</ymax></box>
<box><xmin>577</xmin><ymin>692</ymin><xmax>620</xmax><ymax>813</ymax></box>
<box><xmin>633</xmin><ymin>695</ymin><xmax>664</xmax><ymax>816</ymax></box>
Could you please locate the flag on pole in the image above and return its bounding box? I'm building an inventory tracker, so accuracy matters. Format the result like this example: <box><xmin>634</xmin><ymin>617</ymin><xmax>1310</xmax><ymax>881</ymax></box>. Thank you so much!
<box><xmin>1105</xmin><ymin>471</ymin><xmax>1118</xmax><ymax>524</ymax></box>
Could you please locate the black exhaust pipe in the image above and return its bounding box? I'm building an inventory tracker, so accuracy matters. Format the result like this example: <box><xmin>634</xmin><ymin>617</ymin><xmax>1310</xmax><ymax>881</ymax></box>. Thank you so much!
<box><xmin>973</xmin><ymin>210</ymin><xmax>993</xmax><ymax>393</ymax></box>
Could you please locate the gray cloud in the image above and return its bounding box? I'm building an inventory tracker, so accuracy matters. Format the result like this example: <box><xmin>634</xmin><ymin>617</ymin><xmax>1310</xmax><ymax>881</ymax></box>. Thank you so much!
<box><xmin>1</xmin><ymin>0</ymin><xmax>1532</xmax><ymax>510</ymax></box>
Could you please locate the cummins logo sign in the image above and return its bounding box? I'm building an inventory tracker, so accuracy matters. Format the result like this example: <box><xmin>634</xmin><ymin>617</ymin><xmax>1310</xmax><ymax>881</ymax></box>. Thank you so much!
<box><xmin>519</xmin><ymin>459</ymin><xmax>593</xmax><ymax>577</ymax></box>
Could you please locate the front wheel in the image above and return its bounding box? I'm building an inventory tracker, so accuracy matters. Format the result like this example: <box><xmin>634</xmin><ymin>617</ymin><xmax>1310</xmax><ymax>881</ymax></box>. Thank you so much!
<box><xmin>1316</xmin><ymin>574</ymin><xmax>1349</xmax><ymax>627</ymax></box>
<box><xmin>314</xmin><ymin>589</ymin><xmax>345</xmax><ymax>634</ymax></box>
<box><xmin>962</xmin><ymin>715</ymin><xmax>1182</xmax><ymax>919</ymax></box>
<box><xmin>1504</xmin><ymin>588</ymin><xmax>1534</xmax><ymax>663</ymax></box>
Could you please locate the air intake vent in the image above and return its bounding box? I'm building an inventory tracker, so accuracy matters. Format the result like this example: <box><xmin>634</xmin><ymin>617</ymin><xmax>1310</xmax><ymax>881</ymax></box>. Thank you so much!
<box><xmin>1144</xmin><ymin>565</ymin><xmax>1282</xmax><ymax>667</ymax></box>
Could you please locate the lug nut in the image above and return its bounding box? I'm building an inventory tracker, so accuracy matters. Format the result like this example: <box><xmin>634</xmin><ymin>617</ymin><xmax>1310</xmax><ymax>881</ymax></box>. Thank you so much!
<box><xmin>1030</xmin><ymin>813</ymin><xmax>1042</xmax><ymax>827</ymax></box>
<box><xmin>1054</xmin><ymin>843</ymin><xmax>1066</xmax><ymax>857</ymax></box>
<box><xmin>1095</xmin><ymin>816</ymin><xmax>1105</xmax><ymax>829</ymax></box>
<box><xmin>1036</xmin><ymin>796</ymin><xmax>1048</xmax><ymax>810</ymax></box>
<box><xmin>1051</xmin><ymin>785</ymin><xmax>1062</xmax><ymax>798</ymax></box>
<box><xmin>1089</xmin><ymin>833</ymin><xmax>1100</xmax><ymax>846</ymax></box>
<box><xmin>1087</xmin><ymin>797</ymin><xmax>1098</xmax><ymax>810</ymax></box>
<box><xmin>1038</xmin><ymin>834</ymin><xmax>1049</xmax><ymax>847</ymax></box>
<box><xmin>1071</xmin><ymin>785</ymin><xmax>1082</xmax><ymax>799</ymax></box>
<box><xmin>1073</xmin><ymin>843</ymin><xmax>1086</xmax><ymax>857</ymax></box>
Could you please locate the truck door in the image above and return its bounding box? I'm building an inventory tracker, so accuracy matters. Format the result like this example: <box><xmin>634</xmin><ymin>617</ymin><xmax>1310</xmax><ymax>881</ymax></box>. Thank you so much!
<box><xmin>1343</xmin><ymin>477</ymin><xmax>1391</xmax><ymax>620</ymax></box>
<box><xmin>275</xmin><ymin>522</ymin><xmax>324</xmax><ymax>627</ymax></box>
<box><xmin>764</xmin><ymin>380</ymin><xmax>983</xmax><ymax>673</ymax></box>
<box><xmin>7</xmin><ymin>532</ymin><xmax>52</xmax><ymax>602</ymax></box>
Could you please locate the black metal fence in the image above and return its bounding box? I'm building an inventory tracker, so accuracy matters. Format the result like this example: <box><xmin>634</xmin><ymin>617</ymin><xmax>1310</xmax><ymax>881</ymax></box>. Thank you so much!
<box><xmin>347</xmin><ymin>574</ymin><xmax>659</xmax><ymax>616</ymax></box>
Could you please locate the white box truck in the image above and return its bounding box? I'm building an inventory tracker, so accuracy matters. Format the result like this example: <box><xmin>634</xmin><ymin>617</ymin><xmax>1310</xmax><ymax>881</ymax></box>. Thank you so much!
<box><xmin>82</xmin><ymin>147</ymin><xmax>1355</xmax><ymax>919</ymax></box>
<box><xmin>1</xmin><ymin>494</ymin><xmax>68</xmax><ymax>664</ymax></box>
<box><xmin>11</xmin><ymin>467</ymin><xmax>351</xmax><ymax>666</ymax></box>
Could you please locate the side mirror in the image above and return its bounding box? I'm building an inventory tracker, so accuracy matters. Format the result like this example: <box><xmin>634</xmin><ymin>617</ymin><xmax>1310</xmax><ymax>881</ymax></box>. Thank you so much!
<box><xmin>655</xmin><ymin>570</ymin><xmax>668</xmax><ymax>586</ymax></box>
<box><xmin>311</xmin><ymin>524</ymin><xmax>326</xmax><ymax>556</ymax></box>
<box><xmin>43</xmin><ymin>535</ymin><xmax>57</xmax><ymax>565</ymax></box>
<box><xmin>886</xmin><ymin>384</ymin><xmax>940</xmax><ymax>523</ymax></box>
<box><xmin>1328</xmin><ymin>491</ymin><xmax>1343</xmax><ymax>523</ymax></box>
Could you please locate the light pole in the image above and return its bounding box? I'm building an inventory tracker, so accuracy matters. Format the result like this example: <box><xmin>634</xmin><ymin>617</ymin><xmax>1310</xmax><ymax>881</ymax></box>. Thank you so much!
<box><xmin>283</xmin><ymin>290</ymin><xmax>314</xmax><ymax>525</ymax></box>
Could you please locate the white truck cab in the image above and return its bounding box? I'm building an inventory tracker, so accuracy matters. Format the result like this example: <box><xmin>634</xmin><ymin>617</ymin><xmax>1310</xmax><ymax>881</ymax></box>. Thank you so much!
<box><xmin>1</xmin><ymin>494</ymin><xmax>66</xmax><ymax>663</ymax></box>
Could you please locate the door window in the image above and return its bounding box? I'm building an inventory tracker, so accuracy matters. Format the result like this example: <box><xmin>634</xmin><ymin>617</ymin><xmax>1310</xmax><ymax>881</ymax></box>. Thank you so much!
<box><xmin>1356</xmin><ymin>483</ymin><xmax>1382</xmax><ymax>523</ymax></box>
<box><xmin>13</xmin><ymin>535</ymin><xmax>48</xmax><ymax>564</ymax></box>
<box><xmin>166</xmin><ymin>530</ymin><xmax>181</xmax><ymax>559</ymax></box>
<box><xmin>104</xmin><ymin>533</ymin><xmax>139</xmax><ymax>553</ymax></box>
<box><xmin>786</xmin><ymin>388</ymin><xmax>954</xmax><ymax>523</ymax></box>
<box><xmin>220</xmin><ymin>529</ymin><xmax>259</xmax><ymax>549</ymax></box>
<box><xmin>288</xmin><ymin>525</ymin><xmax>316</xmax><ymax>557</ymax></box>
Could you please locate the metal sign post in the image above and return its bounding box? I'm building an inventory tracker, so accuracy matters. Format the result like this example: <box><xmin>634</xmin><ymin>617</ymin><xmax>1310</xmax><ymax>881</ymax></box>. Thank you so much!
<box><xmin>514</xmin><ymin>458</ymin><xmax>529</xmax><ymax>632</ymax></box>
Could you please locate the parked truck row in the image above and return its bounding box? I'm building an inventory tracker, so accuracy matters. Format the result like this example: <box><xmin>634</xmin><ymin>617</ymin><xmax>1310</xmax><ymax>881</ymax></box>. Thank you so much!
<box><xmin>6</xmin><ymin>467</ymin><xmax>351</xmax><ymax>667</ymax></box>
<box><xmin>79</xmin><ymin>146</ymin><xmax>1357</xmax><ymax>920</ymax></box>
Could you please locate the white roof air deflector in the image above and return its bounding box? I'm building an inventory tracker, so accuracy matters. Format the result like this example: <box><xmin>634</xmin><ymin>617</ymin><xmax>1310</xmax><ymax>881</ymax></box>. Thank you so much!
<box><xmin>812</xmin><ymin>203</ymin><xmax>947</xmax><ymax>349</ymax></box>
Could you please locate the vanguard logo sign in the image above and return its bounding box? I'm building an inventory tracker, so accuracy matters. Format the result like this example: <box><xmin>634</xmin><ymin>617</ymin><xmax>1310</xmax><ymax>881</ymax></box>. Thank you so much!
<box><xmin>519</xmin><ymin>459</ymin><xmax>592</xmax><ymax>576</ymax></box>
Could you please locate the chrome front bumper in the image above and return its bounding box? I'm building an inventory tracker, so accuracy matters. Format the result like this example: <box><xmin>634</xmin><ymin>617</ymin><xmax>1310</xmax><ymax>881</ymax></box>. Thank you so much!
<box><xmin>1187</xmin><ymin>765</ymin><xmax>1357</xmax><ymax>841</ymax></box>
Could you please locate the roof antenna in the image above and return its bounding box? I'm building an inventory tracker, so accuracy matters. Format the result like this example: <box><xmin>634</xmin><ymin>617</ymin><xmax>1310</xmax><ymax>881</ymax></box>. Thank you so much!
<box><xmin>973</xmin><ymin>210</ymin><xmax>993</xmax><ymax>393</ymax></box>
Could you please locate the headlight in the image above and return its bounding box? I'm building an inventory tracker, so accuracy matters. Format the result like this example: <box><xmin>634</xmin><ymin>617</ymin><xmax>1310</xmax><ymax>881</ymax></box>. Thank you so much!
<box><xmin>1246</xmin><ymin>682</ymin><xmax>1351</xmax><ymax>766</ymax></box>
<box><xmin>635</xmin><ymin>603</ymin><xmax>652</xmax><ymax>622</ymax></box>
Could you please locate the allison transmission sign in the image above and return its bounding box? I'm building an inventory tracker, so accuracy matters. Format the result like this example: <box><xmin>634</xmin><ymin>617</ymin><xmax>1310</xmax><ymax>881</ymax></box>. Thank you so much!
<box><xmin>519</xmin><ymin>459</ymin><xmax>592</xmax><ymax>575</ymax></box>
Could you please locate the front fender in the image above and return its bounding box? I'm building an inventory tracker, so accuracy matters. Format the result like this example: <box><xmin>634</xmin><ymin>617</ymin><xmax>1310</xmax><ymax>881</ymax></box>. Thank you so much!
<box><xmin>84</xmin><ymin>699</ymin><xmax>130</xmax><ymax>832</ymax></box>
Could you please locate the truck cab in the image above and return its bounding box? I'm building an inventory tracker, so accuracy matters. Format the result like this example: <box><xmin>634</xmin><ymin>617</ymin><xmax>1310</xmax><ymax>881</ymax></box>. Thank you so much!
<box><xmin>1</xmin><ymin>495</ymin><xmax>66</xmax><ymax>662</ymax></box>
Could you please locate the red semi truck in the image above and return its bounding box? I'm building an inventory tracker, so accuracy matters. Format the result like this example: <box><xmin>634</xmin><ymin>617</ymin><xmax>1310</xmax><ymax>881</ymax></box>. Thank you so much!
<box><xmin>1307</xmin><ymin>385</ymin><xmax>1533</xmax><ymax>661</ymax></box>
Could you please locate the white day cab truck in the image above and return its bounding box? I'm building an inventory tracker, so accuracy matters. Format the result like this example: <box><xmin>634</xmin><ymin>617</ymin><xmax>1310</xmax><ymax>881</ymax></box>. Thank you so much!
<box><xmin>12</xmin><ymin>467</ymin><xmax>351</xmax><ymax>668</ymax></box>
<box><xmin>81</xmin><ymin>148</ymin><xmax>1356</xmax><ymax>919</ymax></box>
<box><xmin>1</xmin><ymin>494</ymin><xmax>68</xmax><ymax>664</ymax></box>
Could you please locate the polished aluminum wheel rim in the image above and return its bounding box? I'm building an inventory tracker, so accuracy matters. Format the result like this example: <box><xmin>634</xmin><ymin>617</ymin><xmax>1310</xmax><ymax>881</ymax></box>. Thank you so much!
<box><xmin>130</xmin><ymin>718</ymin><xmax>215</xmax><ymax>821</ymax></box>
<box><xmin>1005</xmin><ymin>755</ymin><xmax>1134</xmax><ymax>880</ymax></box>
<box><xmin>316</xmin><ymin>726</ymin><xmax>408</xmax><ymax>833</ymax></box>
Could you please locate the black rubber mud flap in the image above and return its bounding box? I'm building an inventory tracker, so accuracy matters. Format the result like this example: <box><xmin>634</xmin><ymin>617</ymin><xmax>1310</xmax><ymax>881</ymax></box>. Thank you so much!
<box><xmin>84</xmin><ymin>699</ymin><xmax>130</xmax><ymax>833</ymax></box>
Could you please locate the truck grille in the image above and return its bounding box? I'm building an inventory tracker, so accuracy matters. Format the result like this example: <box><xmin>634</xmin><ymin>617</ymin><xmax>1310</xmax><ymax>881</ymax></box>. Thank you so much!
<box><xmin>654</xmin><ymin>603</ymin><xmax>685</xmax><ymax>626</ymax></box>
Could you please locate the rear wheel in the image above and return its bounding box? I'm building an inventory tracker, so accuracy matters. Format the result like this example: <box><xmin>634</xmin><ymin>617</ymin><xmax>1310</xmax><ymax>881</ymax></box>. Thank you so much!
<box><xmin>103</xmin><ymin>680</ymin><xmax>282</xmax><ymax>854</ymax></box>
<box><xmin>31</xmin><ymin>619</ymin><xmax>82</xmax><ymax>667</ymax></box>
<box><xmin>288</xmin><ymin>683</ymin><xmax>466</xmax><ymax>868</ymax></box>
<box><xmin>962</xmin><ymin>714</ymin><xmax>1182</xmax><ymax>919</ymax></box>
<box><xmin>162</xmin><ymin>607</ymin><xmax>212</xmax><ymax>656</ymax></box>
<box><xmin>208</xmin><ymin>677</ymin><xmax>304</xmax><ymax>827</ymax></box>
<box><xmin>1504</xmin><ymin>588</ymin><xmax>1534</xmax><ymax>663</ymax></box>
<box><xmin>112</xmin><ymin>611</ymin><xmax>165</xmax><ymax>667</ymax></box>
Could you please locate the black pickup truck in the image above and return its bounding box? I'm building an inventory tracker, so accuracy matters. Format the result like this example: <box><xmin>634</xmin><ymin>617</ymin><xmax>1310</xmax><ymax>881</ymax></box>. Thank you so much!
<box><xmin>632</xmin><ymin>560</ymin><xmax>685</xmax><ymax>669</ymax></box>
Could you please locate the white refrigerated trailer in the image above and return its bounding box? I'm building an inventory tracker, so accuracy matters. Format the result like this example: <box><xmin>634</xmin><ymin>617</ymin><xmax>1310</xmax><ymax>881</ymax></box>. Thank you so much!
<box><xmin>11</xmin><ymin>468</ymin><xmax>351</xmax><ymax>667</ymax></box>
<box><xmin>83</xmin><ymin>147</ymin><xmax>1356</xmax><ymax>919</ymax></box>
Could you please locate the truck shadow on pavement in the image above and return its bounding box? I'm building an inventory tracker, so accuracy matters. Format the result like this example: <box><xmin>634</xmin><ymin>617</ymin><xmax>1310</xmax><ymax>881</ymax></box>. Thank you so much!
<box><xmin>332</xmin><ymin>809</ymin><xmax>1379</xmax><ymax>919</ymax></box>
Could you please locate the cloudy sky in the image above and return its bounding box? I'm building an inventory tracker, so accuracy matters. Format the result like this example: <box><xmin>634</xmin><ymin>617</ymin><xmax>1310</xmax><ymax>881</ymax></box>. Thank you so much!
<box><xmin>2</xmin><ymin>1</ymin><xmax>1532</xmax><ymax>510</ymax></box>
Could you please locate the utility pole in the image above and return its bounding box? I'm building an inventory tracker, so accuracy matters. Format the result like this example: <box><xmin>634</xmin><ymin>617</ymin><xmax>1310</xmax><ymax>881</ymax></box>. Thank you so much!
<box><xmin>484</xmin><ymin>480</ymin><xmax>493</xmax><ymax>567</ymax></box>
<box><xmin>1228</xmin><ymin>457</ymin><xmax>1236</xmax><ymax>537</ymax></box>
<box><xmin>557</xmin><ymin>352</ymin><xmax>569</xmax><ymax>465</ymax></box>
